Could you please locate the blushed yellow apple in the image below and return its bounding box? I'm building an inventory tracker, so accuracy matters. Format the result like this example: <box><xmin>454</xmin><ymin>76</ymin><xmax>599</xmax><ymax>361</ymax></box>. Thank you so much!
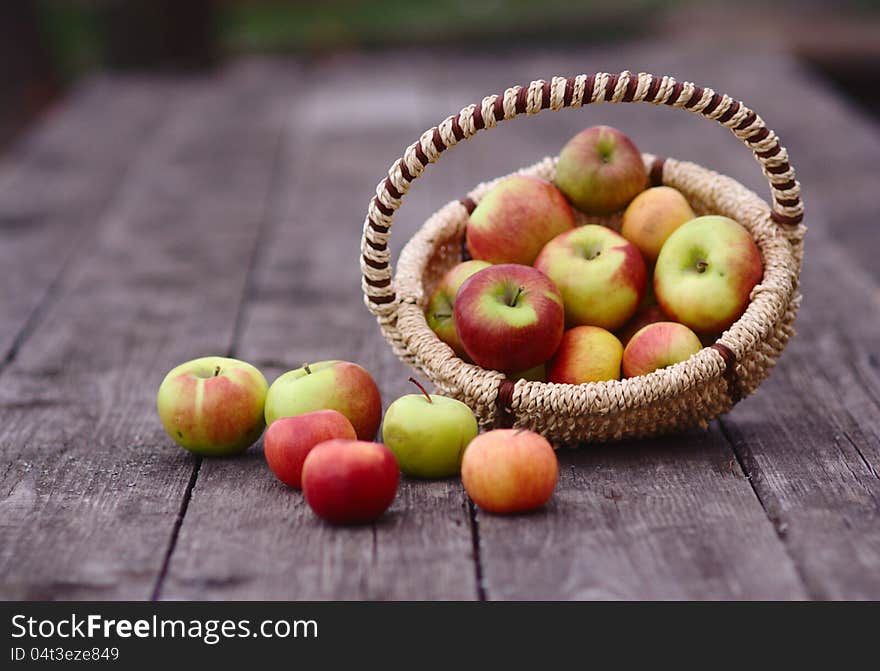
<box><xmin>621</xmin><ymin>186</ymin><xmax>695</xmax><ymax>263</ymax></box>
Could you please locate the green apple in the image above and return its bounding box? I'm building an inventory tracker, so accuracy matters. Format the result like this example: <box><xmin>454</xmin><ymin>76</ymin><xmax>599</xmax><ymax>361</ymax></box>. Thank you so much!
<box><xmin>264</xmin><ymin>360</ymin><xmax>382</xmax><ymax>440</ymax></box>
<box><xmin>157</xmin><ymin>356</ymin><xmax>268</xmax><ymax>456</ymax></box>
<box><xmin>425</xmin><ymin>259</ymin><xmax>491</xmax><ymax>358</ymax></box>
<box><xmin>654</xmin><ymin>215</ymin><xmax>764</xmax><ymax>334</ymax></box>
<box><xmin>382</xmin><ymin>381</ymin><xmax>478</xmax><ymax>478</ymax></box>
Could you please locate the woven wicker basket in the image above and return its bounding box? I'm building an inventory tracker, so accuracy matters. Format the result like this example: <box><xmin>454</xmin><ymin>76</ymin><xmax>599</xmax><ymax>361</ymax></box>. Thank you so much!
<box><xmin>361</xmin><ymin>71</ymin><xmax>805</xmax><ymax>445</ymax></box>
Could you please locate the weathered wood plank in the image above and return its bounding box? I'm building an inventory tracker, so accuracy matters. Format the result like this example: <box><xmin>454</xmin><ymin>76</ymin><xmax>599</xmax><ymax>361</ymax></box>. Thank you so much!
<box><xmin>719</xmin><ymin>237</ymin><xmax>880</xmax><ymax>599</ymax></box>
<box><xmin>0</xmin><ymin>77</ymin><xmax>170</xmax><ymax>362</ymax></box>
<box><xmin>477</xmin><ymin>428</ymin><xmax>807</xmax><ymax>599</ymax></box>
<box><xmin>0</xmin><ymin>61</ymin><xmax>293</xmax><ymax>600</ymax></box>
<box><xmin>161</xmin><ymin>61</ymin><xmax>478</xmax><ymax>600</ymax></box>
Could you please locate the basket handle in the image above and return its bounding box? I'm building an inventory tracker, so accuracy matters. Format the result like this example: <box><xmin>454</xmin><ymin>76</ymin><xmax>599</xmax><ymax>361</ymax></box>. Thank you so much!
<box><xmin>361</xmin><ymin>71</ymin><xmax>803</xmax><ymax>318</ymax></box>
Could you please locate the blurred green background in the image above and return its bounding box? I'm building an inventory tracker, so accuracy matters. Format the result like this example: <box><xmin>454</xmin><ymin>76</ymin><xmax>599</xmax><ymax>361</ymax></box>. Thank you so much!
<box><xmin>2</xmin><ymin>0</ymin><xmax>878</xmax><ymax>148</ymax></box>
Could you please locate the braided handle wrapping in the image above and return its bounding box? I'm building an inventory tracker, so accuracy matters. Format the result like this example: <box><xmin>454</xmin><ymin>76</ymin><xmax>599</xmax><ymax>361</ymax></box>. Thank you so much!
<box><xmin>361</xmin><ymin>70</ymin><xmax>803</xmax><ymax>325</ymax></box>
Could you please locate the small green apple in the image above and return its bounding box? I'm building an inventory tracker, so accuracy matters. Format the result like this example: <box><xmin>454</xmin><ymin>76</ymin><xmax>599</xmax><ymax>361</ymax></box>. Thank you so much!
<box><xmin>381</xmin><ymin>379</ymin><xmax>478</xmax><ymax>478</ymax></box>
<box><xmin>425</xmin><ymin>259</ymin><xmax>491</xmax><ymax>358</ymax></box>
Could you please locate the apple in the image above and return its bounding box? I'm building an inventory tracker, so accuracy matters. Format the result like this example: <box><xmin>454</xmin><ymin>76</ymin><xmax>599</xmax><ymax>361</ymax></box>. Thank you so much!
<box><xmin>547</xmin><ymin>326</ymin><xmax>623</xmax><ymax>384</ymax></box>
<box><xmin>453</xmin><ymin>264</ymin><xmax>564</xmax><ymax>373</ymax></box>
<box><xmin>461</xmin><ymin>429</ymin><xmax>558</xmax><ymax>514</ymax></box>
<box><xmin>466</xmin><ymin>175</ymin><xmax>575</xmax><ymax>265</ymax></box>
<box><xmin>425</xmin><ymin>259</ymin><xmax>491</xmax><ymax>358</ymax></box>
<box><xmin>654</xmin><ymin>215</ymin><xmax>763</xmax><ymax>333</ymax></box>
<box><xmin>554</xmin><ymin>125</ymin><xmax>647</xmax><ymax>215</ymax></box>
<box><xmin>301</xmin><ymin>439</ymin><xmax>399</xmax><ymax>524</ymax></box>
<box><xmin>621</xmin><ymin>186</ymin><xmax>695</xmax><ymax>263</ymax></box>
<box><xmin>381</xmin><ymin>378</ymin><xmax>478</xmax><ymax>478</ymax></box>
<box><xmin>616</xmin><ymin>304</ymin><xmax>668</xmax><ymax>346</ymax></box>
<box><xmin>621</xmin><ymin>321</ymin><xmax>703</xmax><ymax>378</ymax></box>
<box><xmin>264</xmin><ymin>410</ymin><xmax>357</xmax><ymax>488</ymax></box>
<box><xmin>157</xmin><ymin>356</ymin><xmax>268</xmax><ymax>457</ymax></box>
<box><xmin>264</xmin><ymin>361</ymin><xmax>381</xmax><ymax>440</ymax></box>
<box><xmin>534</xmin><ymin>224</ymin><xmax>647</xmax><ymax>331</ymax></box>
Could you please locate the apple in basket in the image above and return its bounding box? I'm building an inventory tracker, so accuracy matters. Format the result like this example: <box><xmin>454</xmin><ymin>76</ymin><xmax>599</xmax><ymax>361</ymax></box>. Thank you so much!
<box><xmin>157</xmin><ymin>356</ymin><xmax>268</xmax><ymax>457</ymax></box>
<box><xmin>425</xmin><ymin>259</ymin><xmax>491</xmax><ymax>358</ymax></box>
<box><xmin>622</xmin><ymin>321</ymin><xmax>703</xmax><ymax>378</ymax></box>
<box><xmin>453</xmin><ymin>264</ymin><xmax>564</xmax><ymax>373</ymax></box>
<box><xmin>621</xmin><ymin>186</ymin><xmax>696</xmax><ymax>264</ymax></box>
<box><xmin>466</xmin><ymin>175</ymin><xmax>575</xmax><ymax>265</ymax></box>
<box><xmin>547</xmin><ymin>326</ymin><xmax>624</xmax><ymax>384</ymax></box>
<box><xmin>554</xmin><ymin>125</ymin><xmax>647</xmax><ymax>215</ymax></box>
<box><xmin>654</xmin><ymin>215</ymin><xmax>763</xmax><ymax>334</ymax></box>
<box><xmin>534</xmin><ymin>224</ymin><xmax>647</xmax><ymax>331</ymax></box>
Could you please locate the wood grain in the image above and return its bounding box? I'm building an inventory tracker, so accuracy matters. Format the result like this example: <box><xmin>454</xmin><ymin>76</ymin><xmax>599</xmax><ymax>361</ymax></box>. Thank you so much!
<box><xmin>0</xmin><ymin>62</ymin><xmax>292</xmax><ymax>599</ymax></box>
<box><xmin>719</xmin><ymin>236</ymin><xmax>880</xmax><ymax>599</ymax></box>
<box><xmin>0</xmin><ymin>77</ymin><xmax>170</xmax><ymax>363</ymax></box>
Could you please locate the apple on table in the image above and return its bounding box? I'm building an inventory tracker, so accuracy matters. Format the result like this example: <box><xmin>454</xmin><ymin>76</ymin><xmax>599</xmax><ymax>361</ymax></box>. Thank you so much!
<box><xmin>382</xmin><ymin>378</ymin><xmax>478</xmax><ymax>479</ymax></box>
<box><xmin>453</xmin><ymin>264</ymin><xmax>564</xmax><ymax>373</ymax></box>
<box><xmin>264</xmin><ymin>360</ymin><xmax>382</xmax><ymax>440</ymax></box>
<box><xmin>461</xmin><ymin>429</ymin><xmax>558</xmax><ymax>514</ymax></box>
<box><xmin>264</xmin><ymin>410</ymin><xmax>357</xmax><ymax>488</ymax></box>
<box><xmin>554</xmin><ymin>125</ymin><xmax>647</xmax><ymax>215</ymax></box>
<box><xmin>157</xmin><ymin>356</ymin><xmax>268</xmax><ymax>457</ymax></box>
<box><xmin>301</xmin><ymin>439</ymin><xmax>400</xmax><ymax>525</ymax></box>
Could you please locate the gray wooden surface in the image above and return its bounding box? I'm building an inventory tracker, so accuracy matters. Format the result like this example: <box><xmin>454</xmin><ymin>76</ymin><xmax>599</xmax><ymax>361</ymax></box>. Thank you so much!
<box><xmin>1</xmin><ymin>43</ymin><xmax>878</xmax><ymax>600</ymax></box>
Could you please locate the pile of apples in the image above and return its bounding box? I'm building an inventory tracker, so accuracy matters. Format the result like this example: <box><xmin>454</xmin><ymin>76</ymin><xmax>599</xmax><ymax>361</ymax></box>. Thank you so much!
<box><xmin>157</xmin><ymin>358</ymin><xmax>558</xmax><ymax>524</ymax></box>
<box><xmin>428</xmin><ymin>125</ymin><xmax>764</xmax><ymax>382</ymax></box>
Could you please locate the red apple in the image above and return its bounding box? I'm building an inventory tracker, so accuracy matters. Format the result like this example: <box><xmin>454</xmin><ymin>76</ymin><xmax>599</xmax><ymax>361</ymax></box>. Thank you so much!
<box><xmin>425</xmin><ymin>259</ymin><xmax>491</xmax><ymax>358</ymax></box>
<box><xmin>654</xmin><ymin>215</ymin><xmax>763</xmax><ymax>334</ymax></box>
<box><xmin>466</xmin><ymin>175</ymin><xmax>575</xmax><ymax>265</ymax></box>
<box><xmin>301</xmin><ymin>439</ymin><xmax>400</xmax><ymax>525</ymax></box>
<box><xmin>264</xmin><ymin>361</ymin><xmax>382</xmax><ymax>440</ymax></box>
<box><xmin>547</xmin><ymin>326</ymin><xmax>623</xmax><ymax>384</ymax></box>
<box><xmin>157</xmin><ymin>356</ymin><xmax>268</xmax><ymax>457</ymax></box>
<box><xmin>554</xmin><ymin>125</ymin><xmax>647</xmax><ymax>215</ymax></box>
<box><xmin>461</xmin><ymin>429</ymin><xmax>558</xmax><ymax>514</ymax></box>
<box><xmin>622</xmin><ymin>321</ymin><xmax>703</xmax><ymax>378</ymax></box>
<box><xmin>453</xmin><ymin>264</ymin><xmax>564</xmax><ymax>373</ymax></box>
<box><xmin>616</xmin><ymin>304</ymin><xmax>668</xmax><ymax>347</ymax></box>
<box><xmin>534</xmin><ymin>224</ymin><xmax>647</xmax><ymax>331</ymax></box>
<box><xmin>264</xmin><ymin>410</ymin><xmax>357</xmax><ymax>488</ymax></box>
<box><xmin>621</xmin><ymin>186</ymin><xmax>695</xmax><ymax>263</ymax></box>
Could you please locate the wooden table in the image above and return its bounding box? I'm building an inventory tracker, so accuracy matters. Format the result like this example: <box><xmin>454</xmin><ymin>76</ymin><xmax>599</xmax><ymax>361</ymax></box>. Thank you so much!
<box><xmin>1</xmin><ymin>43</ymin><xmax>878</xmax><ymax>601</ymax></box>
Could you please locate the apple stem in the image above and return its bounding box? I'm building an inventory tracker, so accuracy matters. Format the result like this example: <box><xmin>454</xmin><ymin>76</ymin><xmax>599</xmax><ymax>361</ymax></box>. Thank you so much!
<box><xmin>304</xmin><ymin>362</ymin><xmax>312</xmax><ymax>375</ymax></box>
<box><xmin>696</xmin><ymin>260</ymin><xmax>708</xmax><ymax>273</ymax></box>
<box><xmin>213</xmin><ymin>365</ymin><xmax>221</xmax><ymax>377</ymax></box>
<box><xmin>509</xmin><ymin>286</ymin><xmax>524</xmax><ymax>307</ymax></box>
<box><xmin>408</xmin><ymin>377</ymin><xmax>432</xmax><ymax>403</ymax></box>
